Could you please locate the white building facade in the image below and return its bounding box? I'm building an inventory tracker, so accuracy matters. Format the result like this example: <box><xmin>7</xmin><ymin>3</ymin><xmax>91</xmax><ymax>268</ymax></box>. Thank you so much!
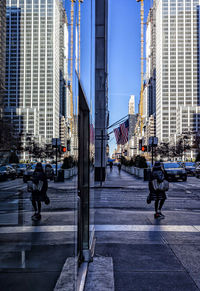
<box><xmin>5</xmin><ymin>0</ymin><xmax>63</xmax><ymax>158</ymax></box>
<box><xmin>156</xmin><ymin>0</ymin><xmax>200</xmax><ymax>144</ymax></box>
<box><xmin>129</xmin><ymin>95</ymin><xmax>135</xmax><ymax>115</ymax></box>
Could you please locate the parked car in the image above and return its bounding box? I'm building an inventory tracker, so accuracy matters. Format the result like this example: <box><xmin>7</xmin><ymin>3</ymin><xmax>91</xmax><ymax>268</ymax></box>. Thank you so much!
<box><xmin>45</xmin><ymin>164</ymin><xmax>54</xmax><ymax>180</ymax></box>
<box><xmin>11</xmin><ymin>163</ymin><xmax>27</xmax><ymax>177</ymax></box>
<box><xmin>23</xmin><ymin>164</ymin><xmax>36</xmax><ymax>183</ymax></box>
<box><xmin>4</xmin><ymin>165</ymin><xmax>16</xmax><ymax>179</ymax></box>
<box><xmin>163</xmin><ymin>162</ymin><xmax>187</xmax><ymax>181</ymax></box>
<box><xmin>182</xmin><ymin>162</ymin><xmax>196</xmax><ymax>176</ymax></box>
<box><xmin>0</xmin><ymin>166</ymin><xmax>8</xmax><ymax>181</ymax></box>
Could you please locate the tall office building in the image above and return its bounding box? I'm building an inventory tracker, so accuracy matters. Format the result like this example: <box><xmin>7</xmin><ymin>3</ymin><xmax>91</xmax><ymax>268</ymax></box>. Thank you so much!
<box><xmin>59</xmin><ymin>3</ymin><xmax>69</xmax><ymax>119</ymax></box>
<box><xmin>145</xmin><ymin>3</ymin><xmax>156</xmax><ymax>119</ymax></box>
<box><xmin>128</xmin><ymin>95</ymin><xmax>137</xmax><ymax>157</ymax></box>
<box><xmin>5</xmin><ymin>0</ymin><xmax>65</xmax><ymax>157</ymax></box>
<box><xmin>156</xmin><ymin>0</ymin><xmax>200</xmax><ymax>143</ymax></box>
<box><xmin>59</xmin><ymin>3</ymin><xmax>70</xmax><ymax>147</ymax></box>
<box><xmin>128</xmin><ymin>95</ymin><xmax>135</xmax><ymax>115</ymax></box>
<box><xmin>0</xmin><ymin>0</ymin><xmax>6</xmax><ymax>118</ymax></box>
<box><xmin>95</xmin><ymin>0</ymin><xmax>108</xmax><ymax>181</ymax></box>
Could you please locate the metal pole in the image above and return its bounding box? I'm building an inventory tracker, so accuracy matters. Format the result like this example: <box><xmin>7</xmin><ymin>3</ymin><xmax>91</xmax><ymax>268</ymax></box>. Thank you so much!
<box><xmin>100</xmin><ymin>130</ymin><xmax>103</xmax><ymax>187</ymax></box>
<box><xmin>151</xmin><ymin>141</ymin><xmax>154</xmax><ymax>166</ymax></box>
<box><xmin>56</xmin><ymin>139</ymin><xmax>58</xmax><ymax>176</ymax></box>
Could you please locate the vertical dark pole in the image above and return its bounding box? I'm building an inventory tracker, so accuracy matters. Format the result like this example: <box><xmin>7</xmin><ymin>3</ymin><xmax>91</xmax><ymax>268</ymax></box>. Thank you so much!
<box><xmin>100</xmin><ymin>129</ymin><xmax>103</xmax><ymax>187</ymax></box>
<box><xmin>56</xmin><ymin>139</ymin><xmax>58</xmax><ymax>176</ymax></box>
<box><xmin>18</xmin><ymin>190</ymin><xmax>23</xmax><ymax>225</ymax></box>
<box><xmin>152</xmin><ymin>141</ymin><xmax>154</xmax><ymax>166</ymax></box>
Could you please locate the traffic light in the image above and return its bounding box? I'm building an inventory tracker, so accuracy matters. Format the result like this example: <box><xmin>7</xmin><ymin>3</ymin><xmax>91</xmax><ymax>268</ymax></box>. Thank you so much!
<box><xmin>141</xmin><ymin>146</ymin><xmax>147</xmax><ymax>152</ymax></box>
<box><xmin>139</xmin><ymin>139</ymin><xmax>142</xmax><ymax>150</ymax></box>
<box><xmin>61</xmin><ymin>146</ymin><xmax>67</xmax><ymax>152</ymax></box>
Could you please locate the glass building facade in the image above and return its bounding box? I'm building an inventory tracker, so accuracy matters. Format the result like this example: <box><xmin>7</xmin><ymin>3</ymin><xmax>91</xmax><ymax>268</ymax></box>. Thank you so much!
<box><xmin>1</xmin><ymin>0</ymin><xmax>95</xmax><ymax>290</ymax></box>
<box><xmin>0</xmin><ymin>0</ymin><xmax>6</xmax><ymax>118</ymax></box>
<box><xmin>5</xmin><ymin>0</ymin><xmax>62</xmax><ymax>157</ymax></box>
<box><xmin>156</xmin><ymin>0</ymin><xmax>200</xmax><ymax>142</ymax></box>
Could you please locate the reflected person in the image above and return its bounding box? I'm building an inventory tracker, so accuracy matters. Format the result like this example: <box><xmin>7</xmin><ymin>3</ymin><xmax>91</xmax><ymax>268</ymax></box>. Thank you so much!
<box><xmin>31</xmin><ymin>162</ymin><xmax>48</xmax><ymax>221</ymax></box>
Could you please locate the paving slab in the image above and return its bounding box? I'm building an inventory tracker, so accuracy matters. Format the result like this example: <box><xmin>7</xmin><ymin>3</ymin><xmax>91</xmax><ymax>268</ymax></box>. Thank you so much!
<box><xmin>114</xmin><ymin>271</ymin><xmax>199</xmax><ymax>291</ymax></box>
<box><xmin>161</xmin><ymin>232</ymin><xmax>200</xmax><ymax>244</ymax></box>
<box><xmin>190</xmin><ymin>273</ymin><xmax>200</xmax><ymax>290</ymax></box>
<box><xmin>0</xmin><ymin>245</ymin><xmax>74</xmax><ymax>271</ymax></box>
<box><xmin>84</xmin><ymin>257</ymin><xmax>114</xmax><ymax>291</ymax></box>
<box><xmin>95</xmin><ymin>244</ymin><xmax>184</xmax><ymax>272</ymax></box>
<box><xmin>0</xmin><ymin>271</ymin><xmax>60</xmax><ymax>291</ymax></box>
<box><xmin>0</xmin><ymin>231</ymin><xmax>75</xmax><ymax>245</ymax></box>
<box><xmin>0</xmin><ymin>245</ymin><xmax>75</xmax><ymax>291</ymax></box>
<box><xmin>148</xmin><ymin>211</ymin><xmax>200</xmax><ymax>225</ymax></box>
<box><xmin>95</xmin><ymin>231</ymin><xmax>164</xmax><ymax>244</ymax></box>
<box><xmin>169</xmin><ymin>244</ymin><xmax>200</xmax><ymax>274</ymax></box>
<box><xmin>94</xmin><ymin>209</ymin><xmax>152</xmax><ymax>225</ymax></box>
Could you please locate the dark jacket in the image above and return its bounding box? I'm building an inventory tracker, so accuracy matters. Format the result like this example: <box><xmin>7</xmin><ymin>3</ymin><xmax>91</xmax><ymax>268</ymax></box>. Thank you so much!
<box><xmin>148</xmin><ymin>169</ymin><xmax>167</xmax><ymax>200</ymax></box>
<box><xmin>32</xmin><ymin>171</ymin><xmax>48</xmax><ymax>201</ymax></box>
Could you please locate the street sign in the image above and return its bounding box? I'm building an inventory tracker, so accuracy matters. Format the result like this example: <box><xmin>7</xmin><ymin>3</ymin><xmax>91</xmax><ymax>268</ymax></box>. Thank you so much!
<box><xmin>52</xmin><ymin>138</ymin><xmax>61</xmax><ymax>147</ymax></box>
<box><xmin>148</xmin><ymin>136</ymin><xmax>158</xmax><ymax>146</ymax></box>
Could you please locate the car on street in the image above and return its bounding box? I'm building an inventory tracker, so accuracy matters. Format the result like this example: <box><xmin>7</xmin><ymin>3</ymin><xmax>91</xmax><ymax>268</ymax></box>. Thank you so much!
<box><xmin>23</xmin><ymin>164</ymin><xmax>36</xmax><ymax>183</ymax></box>
<box><xmin>0</xmin><ymin>165</ymin><xmax>16</xmax><ymax>180</ymax></box>
<box><xmin>0</xmin><ymin>166</ymin><xmax>8</xmax><ymax>181</ymax></box>
<box><xmin>5</xmin><ymin>165</ymin><xmax>17</xmax><ymax>179</ymax></box>
<box><xmin>182</xmin><ymin>162</ymin><xmax>196</xmax><ymax>177</ymax></box>
<box><xmin>163</xmin><ymin>162</ymin><xmax>187</xmax><ymax>181</ymax></box>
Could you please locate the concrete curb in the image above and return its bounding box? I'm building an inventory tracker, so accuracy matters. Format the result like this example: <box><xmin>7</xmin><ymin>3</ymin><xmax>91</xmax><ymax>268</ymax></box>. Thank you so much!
<box><xmin>54</xmin><ymin>257</ymin><xmax>77</xmax><ymax>291</ymax></box>
<box><xmin>84</xmin><ymin>257</ymin><xmax>115</xmax><ymax>291</ymax></box>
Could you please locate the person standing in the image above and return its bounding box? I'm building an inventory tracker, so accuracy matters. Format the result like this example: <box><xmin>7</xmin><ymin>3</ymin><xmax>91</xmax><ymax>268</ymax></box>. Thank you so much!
<box><xmin>149</xmin><ymin>161</ymin><xmax>168</xmax><ymax>219</ymax></box>
<box><xmin>31</xmin><ymin>162</ymin><xmax>48</xmax><ymax>221</ymax></box>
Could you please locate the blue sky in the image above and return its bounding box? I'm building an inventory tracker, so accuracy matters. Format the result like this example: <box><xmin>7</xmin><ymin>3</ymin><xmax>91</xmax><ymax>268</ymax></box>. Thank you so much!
<box><xmin>63</xmin><ymin>0</ymin><xmax>152</xmax><ymax>155</ymax></box>
<box><xmin>108</xmin><ymin>0</ymin><xmax>151</xmax><ymax>154</ymax></box>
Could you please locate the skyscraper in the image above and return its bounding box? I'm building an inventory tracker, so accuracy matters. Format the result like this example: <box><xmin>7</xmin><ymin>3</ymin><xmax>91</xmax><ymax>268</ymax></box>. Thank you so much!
<box><xmin>5</xmin><ymin>0</ymin><xmax>67</xmax><ymax>158</ymax></box>
<box><xmin>0</xmin><ymin>0</ymin><xmax>6</xmax><ymax>118</ymax></box>
<box><xmin>156</xmin><ymin>0</ymin><xmax>200</xmax><ymax>143</ymax></box>
<box><xmin>145</xmin><ymin>3</ymin><xmax>156</xmax><ymax>118</ymax></box>
<box><xmin>128</xmin><ymin>95</ymin><xmax>135</xmax><ymax>115</ymax></box>
<box><xmin>128</xmin><ymin>95</ymin><xmax>137</xmax><ymax>157</ymax></box>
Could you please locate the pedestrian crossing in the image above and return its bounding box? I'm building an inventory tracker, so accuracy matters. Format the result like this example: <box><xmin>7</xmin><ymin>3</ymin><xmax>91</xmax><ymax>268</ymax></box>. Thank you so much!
<box><xmin>0</xmin><ymin>224</ymin><xmax>200</xmax><ymax>234</ymax></box>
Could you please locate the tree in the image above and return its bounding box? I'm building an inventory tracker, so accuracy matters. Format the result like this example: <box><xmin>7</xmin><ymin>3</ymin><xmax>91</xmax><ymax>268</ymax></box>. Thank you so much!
<box><xmin>0</xmin><ymin>119</ymin><xmax>22</xmax><ymax>151</ymax></box>
<box><xmin>157</xmin><ymin>142</ymin><xmax>170</xmax><ymax>159</ymax></box>
<box><xmin>135</xmin><ymin>155</ymin><xmax>147</xmax><ymax>168</ymax></box>
<box><xmin>175</xmin><ymin>134</ymin><xmax>191</xmax><ymax>160</ymax></box>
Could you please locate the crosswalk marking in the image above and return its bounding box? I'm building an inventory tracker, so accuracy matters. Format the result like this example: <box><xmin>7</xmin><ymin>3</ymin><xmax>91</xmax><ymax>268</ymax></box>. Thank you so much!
<box><xmin>0</xmin><ymin>224</ymin><xmax>200</xmax><ymax>234</ymax></box>
<box><xmin>0</xmin><ymin>185</ymin><xmax>27</xmax><ymax>191</ymax></box>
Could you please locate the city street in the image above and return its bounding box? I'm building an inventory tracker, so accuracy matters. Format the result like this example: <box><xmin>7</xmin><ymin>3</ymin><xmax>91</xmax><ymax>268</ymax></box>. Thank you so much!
<box><xmin>0</xmin><ymin>168</ymin><xmax>200</xmax><ymax>290</ymax></box>
<box><xmin>93</xmin><ymin>167</ymin><xmax>200</xmax><ymax>291</ymax></box>
<box><xmin>0</xmin><ymin>176</ymin><xmax>78</xmax><ymax>291</ymax></box>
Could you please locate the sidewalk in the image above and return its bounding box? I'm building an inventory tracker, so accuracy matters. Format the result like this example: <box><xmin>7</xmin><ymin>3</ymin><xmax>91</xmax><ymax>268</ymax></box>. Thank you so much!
<box><xmin>85</xmin><ymin>167</ymin><xmax>200</xmax><ymax>290</ymax></box>
<box><xmin>1</xmin><ymin>168</ymin><xmax>200</xmax><ymax>290</ymax></box>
